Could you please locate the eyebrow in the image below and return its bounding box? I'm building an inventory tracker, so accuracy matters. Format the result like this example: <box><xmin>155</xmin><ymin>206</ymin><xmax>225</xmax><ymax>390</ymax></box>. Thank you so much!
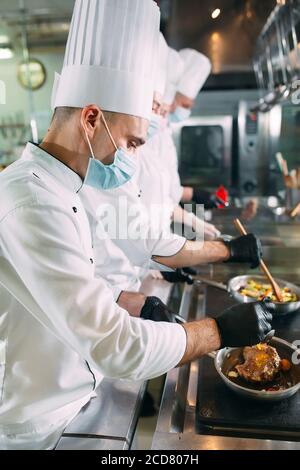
<box><xmin>130</xmin><ymin>136</ymin><xmax>146</xmax><ymax>146</ymax></box>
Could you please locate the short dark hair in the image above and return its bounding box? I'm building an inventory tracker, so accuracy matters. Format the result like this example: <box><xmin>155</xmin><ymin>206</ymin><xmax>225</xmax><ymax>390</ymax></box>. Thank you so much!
<box><xmin>51</xmin><ymin>107</ymin><xmax>80</xmax><ymax>127</ymax></box>
<box><xmin>51</xmin><ymin>107</ymin><xmax>118</xmax><ymax>128</ymax></box>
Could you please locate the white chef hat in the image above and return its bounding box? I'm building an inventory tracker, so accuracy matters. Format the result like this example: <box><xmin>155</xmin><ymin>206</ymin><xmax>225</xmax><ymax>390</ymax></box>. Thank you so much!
<box><xmin>51</xmin><ymin>0</ymin><xmax>160</xmax><ymax>120</ymax></box>
<box><xmin>163</xmin><ymin>48</ymin><xmax>184</xmax><ymax>105</ymax></box>
<box><xmin>154</xmin><ymin>33</ymin><xmax>169</xmax><ymax>97</ymax></box>
<box><xmin>177</xmin><ymin>49</ymin><xmax>211</xmax><ymax>100</ymax></box>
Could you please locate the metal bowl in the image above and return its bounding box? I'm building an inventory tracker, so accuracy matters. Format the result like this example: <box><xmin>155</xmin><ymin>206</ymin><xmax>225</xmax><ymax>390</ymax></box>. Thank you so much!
<box><xmin>214</xmin><ymin>337</ymin><xmax>300</xmax><ymax>402</ymax></box>
<box><xmin>228</xmin><ymin>275</ymin><xmax>300</xmax><ymax>316</ymax></box>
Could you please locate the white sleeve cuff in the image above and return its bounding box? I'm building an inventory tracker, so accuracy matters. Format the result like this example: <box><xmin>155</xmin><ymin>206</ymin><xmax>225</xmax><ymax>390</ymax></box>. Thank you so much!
<box><xmin>111</xmin><ymin>279</ymin><xmax>142</xmax><ymax>302</ymax></box>
<box><xmin>136</xmin><ymin>321</ymin><xmax>187</xmax><ymax>380</ymax></box>
<box><xmin>150</xmin><ymin>235</ymin><xmax>186</xmax><ymax>270</ymax></box>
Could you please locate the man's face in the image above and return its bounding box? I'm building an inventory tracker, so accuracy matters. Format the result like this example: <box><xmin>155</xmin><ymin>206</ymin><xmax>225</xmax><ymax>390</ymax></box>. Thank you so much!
<box><xmin>160</xmin><ymin>103</ymin><xmax>171</xmax><ymax>118</ymax></box>
<box><xmin>152</xmin><ymin>91</ymin><xmax>162</xmax><ymax>115</ymax></box>
<box><xmin>170</xmin><ymin>92</ymin><xmax>194</xmax><ymax>113</ymax></box>
<box><xmin>82</xmin><ymin>106</ymin><xmax>148</xmax><ymax>165</ymax></box>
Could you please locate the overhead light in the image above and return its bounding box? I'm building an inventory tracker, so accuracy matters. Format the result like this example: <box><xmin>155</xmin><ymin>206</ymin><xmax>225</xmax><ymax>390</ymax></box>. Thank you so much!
<box><xmin>211</xmin><ymin>8</ymin><xmax>221</xmax><ymax>19</ymax></box>
<box><xmin>0</xmin><ymin>48</ymin><xmax>13</xmax><ymax>60</ymax></box>
<box><xmin>0</xmin><ymin>34</ymin><xmax>13</xmax><ymax>60</ymax></box>
<box><xmin>0</xmin><ymin>35</ymin><xmax>10</xmax><ymax>44</ymax></box>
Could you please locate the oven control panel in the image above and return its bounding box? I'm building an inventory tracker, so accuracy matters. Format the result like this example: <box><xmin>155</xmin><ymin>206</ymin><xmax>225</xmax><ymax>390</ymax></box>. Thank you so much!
<box><xmin>238</xmin><ymin>101</ymin><xmax>260</xmax><ymax>194</ymax></box>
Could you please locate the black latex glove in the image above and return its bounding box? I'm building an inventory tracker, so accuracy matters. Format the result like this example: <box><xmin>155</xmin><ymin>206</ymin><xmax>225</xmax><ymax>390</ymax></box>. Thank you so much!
<box><xmin>161</xmin><ymin>268</ymin><xmax>194</xmax><ymax>285</ymax></box>
<box><xmin>215</xmin><ymin>302</ymin><xmax>273</xmax><ymax>348</ymax></box>
<box><xmin>223</xmin><ymin>234</ymin><xmax>262</xmax><ymax>269</ymax></box>
<box><xmin>140</xmin><ymin>296</ymin><xmax>176</xmax><ymax>323</ymax></box>
<box><xmin>193</xmin><ymin>189</ymin><xmax>226</xmax><ymax>209</ymax></box>
<box><xmin>182</xmin><ymin>267</ymin><xmax>197</xmax><ymax>276</ymax></box>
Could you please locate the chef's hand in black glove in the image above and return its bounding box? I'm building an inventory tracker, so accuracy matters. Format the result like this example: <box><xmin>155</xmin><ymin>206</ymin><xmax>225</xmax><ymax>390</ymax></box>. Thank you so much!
<box><xmin>215</xmin><ymin>302</ymin><xmax>273</xmax><ymax>348</ymax></box>
<box><xmin>140</xmin><ymin>296</ymin><xmax>176</xmax><ymax>323</ymax></box>
<box><xmin>192</xmin><ymin>189</ymin><xmax>226</xmax><ymax>209</ymax></box>
<box><xmin>223</xmin><ymin>234</ymin><xmax>262</xmax><ymax>269</ymax></box>
<box><xmin>161</xmin><ymin>268</ymin><xmax>195</xmax><ymax>285</ymax></box>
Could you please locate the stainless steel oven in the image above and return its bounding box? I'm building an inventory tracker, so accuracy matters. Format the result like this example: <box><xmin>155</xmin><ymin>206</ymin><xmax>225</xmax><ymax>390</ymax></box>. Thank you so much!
<box><xmin>257</xmin><ymin>101</ymin><xmax>300</xmax><ymax>195</ymax></box>
<box><xmin>171</xmin><ymin>99</ymin><xmax>300</xmax><ymax>197</ymax></box>
<box><xmin>238</xmin><ymin>100</ymin><xmax>300</xmax><ymax>196</ymax></box>
<box><xmin>277</xmin><ymin>103</ymin><xmax>300</xmax><ymax>170</ymax></box>
<box><xmin>237</xmin><ymin>100</ymin><xmax>282</xmax><ymax>196</ymax></box>
<box><xmin>171</xmin><ymin>116</ymin><xmax>233</xmax><ymax>190</ymax></box>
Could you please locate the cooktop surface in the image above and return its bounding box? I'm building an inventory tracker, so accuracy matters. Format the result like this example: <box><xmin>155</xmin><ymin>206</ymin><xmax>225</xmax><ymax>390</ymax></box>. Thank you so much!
<box><xmin>196</xmin><ymin>286</ymin><xmax>300</xmax><ymax>440</ymax></box>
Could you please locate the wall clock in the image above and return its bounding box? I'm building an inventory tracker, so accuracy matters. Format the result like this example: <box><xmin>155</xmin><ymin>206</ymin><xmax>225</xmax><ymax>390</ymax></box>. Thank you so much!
<box><xmin>17</xmin><ymin>58</ymin><xmax>46</xmax><ymax>91</ymax></box>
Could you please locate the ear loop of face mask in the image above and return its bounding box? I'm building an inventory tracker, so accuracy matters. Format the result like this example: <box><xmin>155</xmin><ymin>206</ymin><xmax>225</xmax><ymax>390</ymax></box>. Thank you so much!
<box><xmin>83</xmin><ymin>112</ymin><xmax>137</xmax><ymax>190</ymax></box>
<box><xmin>84</xmin><ymin>112</ymin><xmax>118</xmax><ymax>160</ymax></box>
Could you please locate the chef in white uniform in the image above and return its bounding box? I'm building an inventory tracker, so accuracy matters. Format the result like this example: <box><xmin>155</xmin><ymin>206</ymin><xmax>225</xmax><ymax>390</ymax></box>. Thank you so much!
<box><xmin>135</xmin><ymin>39</ymin><xmax>219</xmax><ymax>240</ymax></box>
<box><xmin>168</xmin><ymin>49</ymin><xmax>224</xmax><ymax>210</ymax></box>
<box><xmin>0</xmin><ymin>0</ymin><xmax>271</xmax><ymax>451</ymax></box>
<box><xmin>156</xmin><ymin>48</ymin><xmax>220</xmax><ymax>239</ymax></box>
<box><xmin>135</xmin><ymin>35</ymin><xmax>173</xmax><ymax>221</ymax></box>
<box><xmin>160</xmin><ymin>48</ymin><xmax>186</xmax><ymax>207</ymax></box>
<box><xmin>0</xmin><ymin>0</ymin><xmax>184</xmax><ymax>449</ymax></box>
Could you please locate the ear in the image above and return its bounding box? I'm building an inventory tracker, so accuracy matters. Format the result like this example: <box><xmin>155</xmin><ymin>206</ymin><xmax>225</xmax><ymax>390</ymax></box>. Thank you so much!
<box><xmin>80</xmin><ymin>105</ymin><xmax>102</xmax><ymax>138</ymax></box>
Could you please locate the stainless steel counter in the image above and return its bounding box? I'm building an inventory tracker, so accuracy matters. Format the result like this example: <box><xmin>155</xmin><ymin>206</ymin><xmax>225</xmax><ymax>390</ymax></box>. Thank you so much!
<box><xmin>152</xmin><ymin>218</ymin><xmax>300</xmax><ymax>450</ymax></box>
<box><xmin>211</xmin><ymin>204</ymin><xmax>300</xmax><ymax>250</ymax></box>
<box><xmin>56</xmin><ymin>277</ymin><xmax>173</xmax><ymax>451</ymax></box>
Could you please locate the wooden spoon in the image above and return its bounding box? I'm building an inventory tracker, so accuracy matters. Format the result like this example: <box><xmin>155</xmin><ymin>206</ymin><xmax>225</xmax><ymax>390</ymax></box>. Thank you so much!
<box><xmin>289</xmin><ymin>201</ymin><xmax>300</xmax><ymax>219</ymax></box>
<box><xmin>281</xmin><ymin>158</ymin><xmax>289</xmax><ymax>177</ymax></box>
<box><xmin>290</xmin><ymin>169</ymin><xmax>298</xmax><ymax>189</ymax></box>
<box><xmin>296</xmin><ymin>168</ymin><xmax>300</xmax><ymax>188</ymax></box>
<box><xmin>284</xmin><ymin>174</ymin><xmax>294</xmax><ymax>189</ymax></box>
<box><xmin>234</xmin><ymin>218</ymin><xmax>283</xmax><ymax>302</ymax></box>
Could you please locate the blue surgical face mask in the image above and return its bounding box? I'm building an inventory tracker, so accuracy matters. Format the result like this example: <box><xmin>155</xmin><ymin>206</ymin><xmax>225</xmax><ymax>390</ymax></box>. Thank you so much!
<box><xmin>147</xmin><ymin>113</ymin><xmax>163</xmax><ymax>140</ymax></box>
<box><xmin>169</xmin><ymin>106</ymin><xmax>192</xmax><ymax>123</ymax></box>
<box><xmin>84</xmin><ymin>116</ymin><xmax>136</xmax><ymax>191</ymax></box>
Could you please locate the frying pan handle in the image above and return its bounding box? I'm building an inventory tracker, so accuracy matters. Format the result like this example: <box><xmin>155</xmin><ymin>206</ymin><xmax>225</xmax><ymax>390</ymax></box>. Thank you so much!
<box><xmin>207</xmin><ymin>350</ymin><xmax>217</xmax><ymax>359</ymax></box>
<box><xmin>174</xmin><ymin>314</ymin><xmax>186</xmax><ymax>325</ymax></box>
<box><xmin>195</xmin><ymin>278</ymin><xmax>228</xmax><ymax>291</ymax></box>
<box><xmin>263</xmin><ymin>329</ymin><xmax>276</xmax><ymax>344</ymax></box>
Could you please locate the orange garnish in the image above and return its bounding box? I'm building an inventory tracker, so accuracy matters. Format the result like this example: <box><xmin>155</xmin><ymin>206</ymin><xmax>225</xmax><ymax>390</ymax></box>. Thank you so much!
<box><xmin>280</xmin><ymin>359</ymin><xmax>292</xmax><ymax>372</ymax></box>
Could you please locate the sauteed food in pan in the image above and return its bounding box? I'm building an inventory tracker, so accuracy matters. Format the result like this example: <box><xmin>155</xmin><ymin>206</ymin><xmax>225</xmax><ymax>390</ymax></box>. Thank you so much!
<box><xmin>239</xmin><ymin>279</ymin><xmax>298</xmax><ymax>303</ymax></box>
<box><xmin>227</xmin><ymin>343</ymin><xmax>293</xmax><ymax>392</ymax></box>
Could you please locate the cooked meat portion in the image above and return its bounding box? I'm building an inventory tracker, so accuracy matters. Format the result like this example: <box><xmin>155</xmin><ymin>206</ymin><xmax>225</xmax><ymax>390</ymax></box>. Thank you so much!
<box><xmin>236</xmin><ymin>344</ymin><xmax>281</xmax><ymax>383</ymax></box>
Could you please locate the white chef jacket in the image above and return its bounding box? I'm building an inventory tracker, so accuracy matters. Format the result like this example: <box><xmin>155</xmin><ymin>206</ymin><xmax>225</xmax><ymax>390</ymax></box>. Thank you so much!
<box><xmin>80</xmin><ymin>190</ymin><xmax>142</xmax><ymax>301</ymax></box>
<box><xmin>0</xmin><ymin>143</ymin><xmax>187</xmax><ymax>449</ymax></box>
<box><xmin>79</xmin><ymin>128</ymin><xmax>187</xmax><ymax>294</ymax></box>
<box><xmin>136</xmin><ymin>132</ymin><xmax>175</xmax><ymax>215</ymax></box>
<box><xmin>80</xmin><ymin>171</ymin><xmax>186</xmax><ymax>299</ymax></box>
<box><xmin>159</xmin><ymin>125</ymin><xmax>184</xmax><ymax>206</ymax></box>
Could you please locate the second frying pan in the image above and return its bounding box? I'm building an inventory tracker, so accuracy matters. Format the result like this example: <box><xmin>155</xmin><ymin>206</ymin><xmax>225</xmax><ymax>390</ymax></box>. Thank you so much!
<box><xmin>195</xmin><ymin>275</ymin><xmax>300</xmax><ymax>316</ymax></box>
